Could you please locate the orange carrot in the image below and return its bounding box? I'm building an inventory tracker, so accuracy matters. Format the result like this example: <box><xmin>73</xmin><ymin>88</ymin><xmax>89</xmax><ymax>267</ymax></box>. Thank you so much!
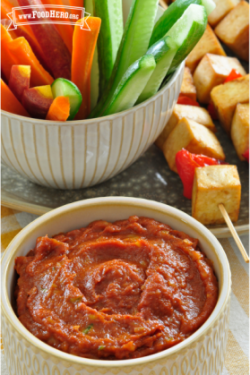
<box><xmin>46</xmin><ymin>96</ymin><xmax>70</xmax><ymax>121</ymax></box>
<box><xmin>1</xmin><ymin>0</ymin><xmax>47</xmax><ymax>66</ymax></box>
<box><xmin>71</xmin><ymin>17</ymin><xmax>101</xmax><ymax>120</ymax></box>
<box><xmin>1</xmin><ymin>26</ymin><xmax>19</xmax><ymax>80</ymax></box>
<box><xmin>8</xmin><ymin>36</ymin><xmax>54</xmax><ymax>87</ymax></box>
<box><xmin>1</xmin><ymin>79</ymin><xmax>30</xmax><ymax>117</ymax></box>
<box><xmin>40</xmin><ymin>0</ymin><xmax>73</xmax><ymax>53</ymax></box>
<box><xmin>69</xmin><ymin>0</ymin><xmax>83</xmax><ymax>21</ymax></box>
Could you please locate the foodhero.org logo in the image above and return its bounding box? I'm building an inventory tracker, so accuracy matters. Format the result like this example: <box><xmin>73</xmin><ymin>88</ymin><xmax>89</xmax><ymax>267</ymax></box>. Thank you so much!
<box><xmin>6</xmin><ymin>4</ymin><xmax>90</xmax><ymax>30</ymax></box>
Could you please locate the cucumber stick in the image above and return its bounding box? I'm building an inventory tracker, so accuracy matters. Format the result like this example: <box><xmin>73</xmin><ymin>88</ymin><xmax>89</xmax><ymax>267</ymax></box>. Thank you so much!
<box><xmin>51</xmin><ymin>79</ymin><xmax>82</xmax><ymax>120</ymax></box>
<box><xmin>103</xmin><ymin>55</ymin><xmax>156</xmax><ymax>116</ymax></box>
<box><xmin>95</xmin><ymin>0</ymin><xmax>123</xmax><ymax>97</ymax></box>
<box><xmin>90</xmin><ymin>0</ymin><xmax>159</xmax><ymax>118</ymax></box>
<box><xmin>149</xmin><ymin>0</ymin><xmax>214</xmax><ymax>47</ymax></box>
<box><xmin>137</xmin><ymin>36</ymin><xmax>177</xmax><ymax>104</ymax></box>
<box><xmin>166</xmin><ymin>4</ymin><xmax>207</xmax><ymax>75</ymax></box>
<box><xmin>149</xmin><ymin>0</ymin><xmax>201</xmax><ymax>47</ymax></box>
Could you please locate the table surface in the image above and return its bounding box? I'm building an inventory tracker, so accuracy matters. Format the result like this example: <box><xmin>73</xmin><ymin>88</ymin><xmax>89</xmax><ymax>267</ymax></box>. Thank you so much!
<box><xmin>1</xmin><ymin>205</ymin><xmax>249</xmax><ymax>374</ymax></box>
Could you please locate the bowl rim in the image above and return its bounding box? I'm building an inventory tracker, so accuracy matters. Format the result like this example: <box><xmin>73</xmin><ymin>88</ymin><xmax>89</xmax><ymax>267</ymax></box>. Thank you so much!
<box><xmin>0</xmin><ymin>62</ymin><xmax>184</xmax><ymax>126</ymax></box>
<box><xmin>1</xmin><ymin>197</ymin><xmax>231</xmax><ymax>368</ymax></box>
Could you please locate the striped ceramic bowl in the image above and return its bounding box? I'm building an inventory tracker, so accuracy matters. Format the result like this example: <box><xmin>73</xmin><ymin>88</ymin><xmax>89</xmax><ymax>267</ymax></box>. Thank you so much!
<box><xmin>1</xmin><ymin>1</ymin><xmax>184</xmax><ymax>189</ymax></box>
<box><xmin>1</xmin><ymin>197</ymin><xmax>231</xmax><ymax>375</ymax></box>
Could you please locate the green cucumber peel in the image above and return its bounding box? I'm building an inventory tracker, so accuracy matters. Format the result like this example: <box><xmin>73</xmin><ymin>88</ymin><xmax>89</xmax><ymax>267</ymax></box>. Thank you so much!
<box><xmin>95</xmin><ymin>0</ymin><xmax>123</xmax><ymax>96</ymax></box>
<box><xmin>51</xmin><ymin>78</ymin><xmax>82</xmax><ymax>120</ymax></box>
<box><xmin>149</xmin><ymin>0</ymin><xmax>202</xmax><ymax>47</ymax></box>
<box><xmin>166</xmin><ymin>4</ymin><xmax>207</xmax><ymax>74</ymax></box>
<box><xmin>89</xmin><ymin>0</ymin><xmax>159</xmax><ymax>118</ymax></box>
<box><xmin>103</xmin><ymin>55</ymin><xmax>156</xmax><ymax>116</ymax></box>
<box><xmin>137</xmin><ymin>36</ymin><xmax>178</xmax><ymax>104</ymax></box>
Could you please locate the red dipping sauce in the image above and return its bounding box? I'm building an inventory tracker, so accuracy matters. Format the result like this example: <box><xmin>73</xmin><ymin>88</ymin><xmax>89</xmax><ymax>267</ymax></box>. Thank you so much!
<box><xmin>15</xmin><ymin>216</ymin><xmax>218</xmax><ymax>360</ymax></box>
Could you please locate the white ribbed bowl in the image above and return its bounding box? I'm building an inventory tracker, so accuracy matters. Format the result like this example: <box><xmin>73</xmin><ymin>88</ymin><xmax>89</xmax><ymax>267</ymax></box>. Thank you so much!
<box><xmin>1</xmin><ymin>1</ymin><xmax>184</xmax><ymax>190</ymax></box>
<box><xmin>1</xmin><ymin>197</ymin><xmax>231</xmax><ymax>375</ymax></box>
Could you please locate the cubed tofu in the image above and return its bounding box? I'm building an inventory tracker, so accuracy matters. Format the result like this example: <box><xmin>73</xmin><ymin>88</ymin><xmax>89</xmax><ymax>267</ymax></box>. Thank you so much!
<box><xmin>155</xmin><ymin>105</ymin><xmax>216</xmax><ymax>150</ymax></box>
<box><xmin>185</xmin><ymin>25</ymin><xmax>226</xmax><ymax>73</ymax></box>
<box><xmin>163</xmin><ymin>118</ymin><xmax>225</xmax><ymax>172</ymax></box>
<box><xmin>180</xmin><ymin>67</ymin><xmax>197</xmax><ymax>101</ymax></box>
<box><xmin>211</xmin><ymin>75</ymin><xmax>249</xmax><ymax>134</ymax></box>
<box><xmin>192</xmin><ymin>165</ymin><xmax>241</xmax><ymax>224</ymax></box>
<box><xmin>215</xmin><ymin>1</ymin><xmax>249</xmax><ymax>61</ymax></box>
<box><xmin>231</xmin><ymin>103</ymin><xmax>249</xmax><ymax>160</ymax></box>
<box><xmin>208</xmin><ymin>0</ymin><xmax>240</xmax><ymax>27</ymax></box>
<box><xmin>194</xmin><ymin>54</ymin><xmax>246</xmax><ymax>103</ymax></box>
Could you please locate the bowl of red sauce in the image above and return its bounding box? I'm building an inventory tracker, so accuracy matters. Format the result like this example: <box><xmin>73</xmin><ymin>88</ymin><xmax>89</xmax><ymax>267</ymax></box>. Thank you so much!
<box><xmin>1</xmin><ymin>197</ymin><xmax>231</xmax><ymax>375</ymax></box>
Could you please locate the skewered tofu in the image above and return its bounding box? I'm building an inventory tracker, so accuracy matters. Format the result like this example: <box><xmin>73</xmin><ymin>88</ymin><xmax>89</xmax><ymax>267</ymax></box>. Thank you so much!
<box><xmin>155</xmin><ymin>105</ymin><xmax>216</xmax><ymax>150</ymax></box>
<box><xmin>210</xmin><ymin>75</ymin><xmax>249</xmax><ymax>134</ymax></box>
<box><xmin>180</xmin><ymin>67</ymin><xmax>197</xmax><ymax>101</ymax></box>
<box><xmin>231</xmin><ymin>103</ymin><xmax>249</xmax><ymax>160</ymax></box>
<box><xmin>192</xmin><ymin>165</ymin><xmax>241</xmax><ymax>224</ymax></box>
<box><xmin>208</xmin><ymin>0</ymin><xmax>240</xmax><ymax>27</ymax></box>
<box><xmin>163</xmin><ymin>118</ymin><xmax>225</xmax><ymax>172</ymax></box>
<box><xmin>215</xmin><ymin>1</ymin><xmax>249</xmax><ymax>61</ymax></box>
<box><xmin>194</xmin><ymin>54</ymin><xmax>246</xmax><ymax>103</ymax></box>
<box><xmin>185</xmin><ymin>25</ymin><xmax>226</xmax><ymax>73</ymax></box>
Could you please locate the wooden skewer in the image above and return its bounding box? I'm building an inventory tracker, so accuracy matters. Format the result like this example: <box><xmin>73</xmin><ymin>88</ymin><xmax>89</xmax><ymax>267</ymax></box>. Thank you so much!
<box><xmin>218</xmin><ymin>204</ymin><xmax>249</xmax><ymax>263</ymax></box>
<box><xmin>159</xmin><ymin>0</ymin><xmax>168</xmax><ymax>9</ymax></box>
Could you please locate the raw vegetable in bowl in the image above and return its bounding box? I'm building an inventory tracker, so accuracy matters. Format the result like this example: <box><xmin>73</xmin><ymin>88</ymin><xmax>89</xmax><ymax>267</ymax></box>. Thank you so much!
<box><xmin>1</xmin><ymin>0</ymin><xmax>215</xmax><ymax>121</ymax></box>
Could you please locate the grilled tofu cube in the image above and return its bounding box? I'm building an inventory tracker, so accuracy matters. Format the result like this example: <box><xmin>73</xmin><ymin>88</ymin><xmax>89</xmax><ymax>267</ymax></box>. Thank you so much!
<box><xmin>185</xmin><ymin>25</ymin><xmax>226</xmax><ymax>73</ymax></box>
<box><xmin>215</xmin><ymin>1</ymin><xmax>249</xmax><ymax>61</ymax></box>
<box><xmin>231</xmin><ymin>103</ymin><xmax>249</xmax><ymax>160</ymax></box>
<box><xmin>211</xmin><ymin>75</ymin><xmax>249</xmax><ymax>134</ymax></box>
<box><xmin>163</xmin><ymin>118</ymin><xmax>225</xmax><ymax>172</ymax></box>
<box><xmin>192</xmin><ymin>165</ymin><xmax>241</xmax><ymax>224</ymax></box>
<box><xmin>180</xmin><ymin>67</ymin><xmax>197</xmax><ymax>101</ymax></box>
<box><xmin>194</xmin><ymin>54</ymin><xmax>246</xmax><ymax>103</ymax></box>
<box><xmin>155</xmin><ymin>105</ymin><xmax>216</xmax><ymax>150</ymax></box>
<box><xmin>208</xmin><ymin>0</ymin><xmax>240</xmax><ymax>27</ymax></box>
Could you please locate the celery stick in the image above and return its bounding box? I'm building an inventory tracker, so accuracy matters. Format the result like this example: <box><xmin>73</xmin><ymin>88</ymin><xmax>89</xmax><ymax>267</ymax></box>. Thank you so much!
<box><xmin>137</xmin><ymin>36</ymin><xmax>177</xmax><ymax>104</ymax></box>
<box><xmin>95</xmin><ymin>0</ymin><xmax>123</xmax><ymax>96</ymax></box>
<box><xmin>103</xmin><ymin>55</ymin><xmax>156</xmax><ymax>116</ymax></box>
<box><xmin>89</xmin><ymin>0</ymin><xmax>159</xmax><ymax>118</ymax></box>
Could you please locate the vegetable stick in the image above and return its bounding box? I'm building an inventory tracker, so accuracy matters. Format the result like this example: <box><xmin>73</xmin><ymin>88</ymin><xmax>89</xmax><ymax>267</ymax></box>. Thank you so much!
<box><xmin>89</xmin><ymin>0</ymin><xmax>159</xmax><ymax>118</ymax></box>
<box><xmin>71</xmin><ymin>17</ymin><xmax>101</xmax><ymax>120</ymax></box>
<box><xmin>1</xmin><ymin>0</ymin><xmax>47</xmax><ymax>67</ymax></box>
<box><xmin>1</xmin><ymin>79</ymin><xmax>30</xmax><ymax>117</ymax></box>
<box><xmin>40</xmin><ymin>0</ymin><xmax>73</xmax><ymax>53</ymax></box>
<box><xmin>9</xmin><ymin>65</ymin><xmax>31</xmax><ymax>102</ymax></box>
<box><xmin>46</xmin><ymin>96</ymin><xmax>70</xmax><ymax>121</ymax></box>
<box><xmin>17</xmin><ymin>0</ymin><xmax>71</xmax><ymax>79</ymax></box>
<box><xmin>8</xmin><ymin>36</ymin><xmax>54</xmax><ymax>87</ymax></box>
<box><xmin>1</xmin><ymin>25</ymin><xmax>19</xmax><ymax>80</ymax></box>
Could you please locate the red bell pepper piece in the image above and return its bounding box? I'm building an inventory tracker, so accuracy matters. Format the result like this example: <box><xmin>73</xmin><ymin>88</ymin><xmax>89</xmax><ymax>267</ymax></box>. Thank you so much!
<box><xmin>207</xmin><ymin>101</ymin><xmax>218</xmax><ymax>120</ymax></box>
<box><xmin>242</xmin><ymin>148</ymin><xmax>249</xmax><ymax>162</ymax></box>
<box><xmin>224</xmin><ymin>69</ymin><xmax>243</xmax><ymax>83</ymax></box>
<box><xmin>175</xmin><ymin>149</ymin><xmax>222</xmax><ymax>199</ymax></box>
<box><xmin>177</xmin><ymin>94</ymin><xmax>200</xmax><ymax>107</ymax></box>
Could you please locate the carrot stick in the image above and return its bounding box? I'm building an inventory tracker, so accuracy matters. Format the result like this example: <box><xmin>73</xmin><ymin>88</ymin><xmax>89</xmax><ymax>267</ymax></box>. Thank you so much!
<box><xmin>69</xmin><ymin>0</ymin><xmax>83</xmax><ymax>20</ymax></box>
<box><xmin>8</xmin><ymin>36</ymin><xmax>54</xmax><ymax>87</ymax></box>
<box><xmin>1</xmin><ymin>26</ymin><xmax>19</xmax><ymax>80</ymax></box>
<box><xmin>1</xmin><ymin>0</ymin><xmax>48</xmax><ymax>68</ymax></box>
<box><xmin>46</xmin><ymin>96</ymin><xmax>70</xmax><ymax>121</ymax></box>
<box><xmin>40</xmin><ymin>0</ymin><xmax>73</xmax><ymax>53</ymax></box>
<box><xmin>1</xmin><ymin>79</ymin><xmax>30</xmax><ymax>117</ymax></box>
<box><xmin>71</xmin><ymin>17</ymin><xmax>101</xmax><ymax>120</ymax></box>
<box><xmin>17</xmin><ymin>0</ymin><xmax>71</xmax><ymax>79</ymax></box>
